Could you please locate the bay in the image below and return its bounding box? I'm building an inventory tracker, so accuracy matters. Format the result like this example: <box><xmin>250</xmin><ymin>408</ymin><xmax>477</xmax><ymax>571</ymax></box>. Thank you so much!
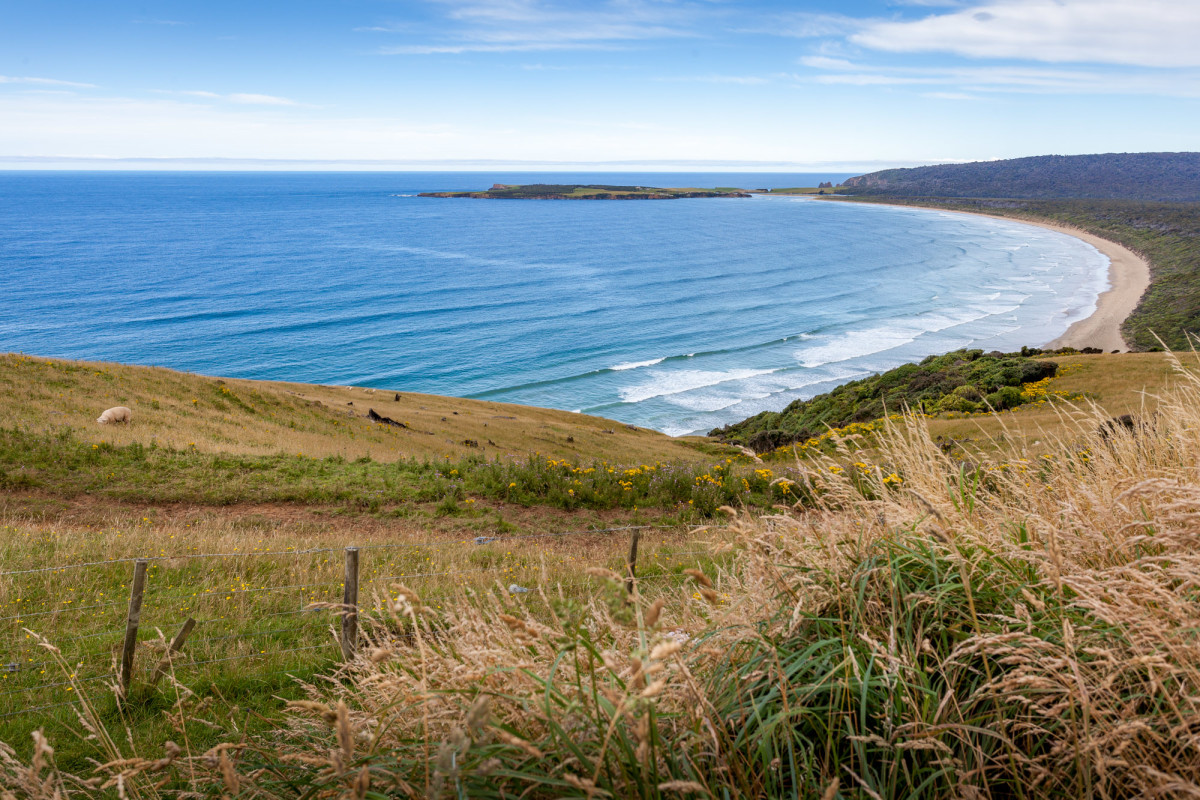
<box><xmin>0</xmin><ymin>171</ymin><xmax>1107</xmax><ymax>435</ymax></box>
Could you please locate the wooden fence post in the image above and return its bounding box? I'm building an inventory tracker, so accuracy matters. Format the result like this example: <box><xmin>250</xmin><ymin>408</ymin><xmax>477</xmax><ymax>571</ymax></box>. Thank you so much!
<box><xmin>341</xmin><ymin>547</ymin><xmax>360</xmax><ymax>660</ymax></box>
<box><xmin>625</xmin><ymin>530</ymin><xmax>641</xmax><ymax>594</ymax></box>
<box><xmin>150</xmin><ymin>617</ymin><xmax>196</xmax><ymax>687</ymax></box>
<box><xmin>119</xmin><ymin>559</ymin><xmax>149</xmax><ymax>698</ymax></box>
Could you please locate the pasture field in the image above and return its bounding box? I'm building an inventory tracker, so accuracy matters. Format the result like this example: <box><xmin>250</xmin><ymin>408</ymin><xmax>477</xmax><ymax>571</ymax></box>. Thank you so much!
<box><xmin>1</xmin><ymin>349</ymin><xmax>1195</xmax><ymax>797</ymax></box>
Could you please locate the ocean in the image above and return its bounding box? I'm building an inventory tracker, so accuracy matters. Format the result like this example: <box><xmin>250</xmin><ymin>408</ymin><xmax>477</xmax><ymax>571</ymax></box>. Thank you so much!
<box><xmin>0</xmin><ymin>171</ymin><xmax>1108</xmax><ymax>436</ymax></box>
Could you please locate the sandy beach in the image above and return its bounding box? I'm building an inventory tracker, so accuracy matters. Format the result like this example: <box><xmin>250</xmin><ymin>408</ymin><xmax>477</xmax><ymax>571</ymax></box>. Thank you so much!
<box><xmin>850</xmin><ymin>202</ymin><xmax>1151</xmax><ymax>352</ymax></box>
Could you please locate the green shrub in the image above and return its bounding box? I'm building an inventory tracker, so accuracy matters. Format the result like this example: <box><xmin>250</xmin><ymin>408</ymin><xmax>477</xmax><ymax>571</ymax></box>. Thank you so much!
<box><xmin>985</xmin><ymin>385</ymin><xmax>1023</xmax><ymax>410</ymax></box>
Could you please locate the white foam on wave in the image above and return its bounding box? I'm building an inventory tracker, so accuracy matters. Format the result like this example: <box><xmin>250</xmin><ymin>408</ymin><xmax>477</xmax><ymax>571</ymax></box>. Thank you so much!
<box><xmin>664</xmin><ymin>365</ymin><xmax>871</xmax><ymax>413</ymax></box>
<box><xmin>795</xmin><ymin>306</ymin><xmax>997</xmax><ymax>369</ymax></box>
<box><xmin>795</xmin><ymin>326</ymin><xmax>918</xmax><ymax>369</ymax></box>
<box><xmin>618</xmin><ymin>368</ymin><xmax>778</xmax><ymax>404</ymax></box>
<box><xmin>610</xmin><ymin>357</ymin><xmax>665</xmax><ymax>371</ymax></box>
<box><xmin>668</xmin><ymin>390</ymin><xmax>774</xmax><ymax>413</ymax></box>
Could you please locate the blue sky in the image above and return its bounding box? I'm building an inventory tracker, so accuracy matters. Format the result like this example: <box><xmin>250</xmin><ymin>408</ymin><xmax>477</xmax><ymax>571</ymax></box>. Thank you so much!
<box><xmin>2</xmin><ymin>0</ymin><xmax>1198</xmax><ymax>170</ymax></box>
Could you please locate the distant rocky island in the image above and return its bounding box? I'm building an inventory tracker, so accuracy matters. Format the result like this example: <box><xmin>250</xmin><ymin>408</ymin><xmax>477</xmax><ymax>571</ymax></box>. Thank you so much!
<box><xmin>419</xmin><ymin>183</ymin><xmax>752</xmax><ymax>200</ymax></box>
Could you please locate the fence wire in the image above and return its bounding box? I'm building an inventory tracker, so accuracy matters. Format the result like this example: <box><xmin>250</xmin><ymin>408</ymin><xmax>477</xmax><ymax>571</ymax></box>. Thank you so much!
<box><xmin>2</xmin><ymin>522</ymin><xmax>721</xmax><ymax>719</ymax></box>
<box><xmin>0</xmin><ymin>522</ymin><xmax>718</xmax><ymax>578</ymax></box>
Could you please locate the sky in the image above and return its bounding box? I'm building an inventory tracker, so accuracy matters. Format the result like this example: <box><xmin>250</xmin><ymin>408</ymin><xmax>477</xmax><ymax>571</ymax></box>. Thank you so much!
<box><xmin>2</xmin><ymin>0</ymin><xmax>1198</xmax><ymax>170</ymax></box>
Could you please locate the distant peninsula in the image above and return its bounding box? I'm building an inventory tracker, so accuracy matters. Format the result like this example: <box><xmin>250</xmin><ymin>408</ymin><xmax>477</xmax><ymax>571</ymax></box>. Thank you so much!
<box><xmin>419</xmin><ymin>183</ymin><xmax>753</xmax><ymax>200</ymax></box>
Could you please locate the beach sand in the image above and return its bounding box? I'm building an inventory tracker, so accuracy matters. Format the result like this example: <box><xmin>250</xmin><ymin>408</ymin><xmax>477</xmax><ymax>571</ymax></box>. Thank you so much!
<box><xmin>1030</xmin><ymin>221</ymin><xmax>1149</xmax><ymax>352</ymax></box>
<box><xmin>846</xmin><ymin>202</ymin><xmax>1151</xmax><ymax>352</ymax></box>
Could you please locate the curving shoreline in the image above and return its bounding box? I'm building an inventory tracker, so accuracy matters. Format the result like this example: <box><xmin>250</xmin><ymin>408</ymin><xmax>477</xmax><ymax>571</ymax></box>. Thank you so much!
<box><xmin>835</xmin><ymin>200</ymin><xmax>1151</xmax><ymax>352</ymax></box>
<box><xmin>1020</xmin><ymin>220</ymin><xmax>1149</xmax><ymax>352</ymax></box>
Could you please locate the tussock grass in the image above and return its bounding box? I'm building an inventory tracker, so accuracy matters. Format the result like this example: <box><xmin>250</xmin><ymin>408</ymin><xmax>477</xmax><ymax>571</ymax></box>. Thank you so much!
<box><xmin>0</xmin><ymin>508</ymin><xmax>725</xmax><ymax>767</ymax></box>
<box><xmin>925</xmin><ymin>351</ymin><xmax>1178</xmax><ymax>450</ymax></box>
<box><xmin>11</xmin><ymin>353</ymin><xmax>1200</xmax><ymax>797</ymax></box>
<box><xmin>5</xmin><ymin>351</ymin><xmax>1200</xmax><ymax>796</ymax></box>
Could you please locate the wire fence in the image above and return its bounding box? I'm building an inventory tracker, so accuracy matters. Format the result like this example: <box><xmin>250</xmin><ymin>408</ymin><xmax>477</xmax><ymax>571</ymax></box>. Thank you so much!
<box><xmin>0</xmin><ymin>523</ymin><xmax>723</xmax><ymax>723</ymax></box>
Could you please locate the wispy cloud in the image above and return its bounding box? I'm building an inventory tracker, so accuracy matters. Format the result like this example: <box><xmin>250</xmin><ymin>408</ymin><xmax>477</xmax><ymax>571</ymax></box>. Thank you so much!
<box><xmin>228</xmin><ymin>93</ymin><xmax>299</xmax><ymax>106</ymax></box>
<box><xmin>371</xmin><ymin>0</ymin><xmax>705</xmax><ymax>55</ymax></box>
<box><xmin>0</xmin><ymin>75</ymin><xmax>96</xmax><ymax>89</ymax></box>
<box><xmin>852</xmin><ymin>0</ymin><xmax>1200</xmax><ymax>68</ymax></box>
<box><xmin>380</xmin><ymin>42</ymin><xmax>609</xmax><ymax>54</ymax></box>
<box><xmin>155</xmin><ymin>90</ymin><xmax>301</xmax><ymax>106</ymax></box>
<box><xmin>886</xmin><ymin>0</ymin><xmax>965</xmax><ymax>7</ymax></box>
<box><xmin>797</xmin><ymin>55</ymin><xmax>1200</xmax><ymax>98</ymax></box>
<box><xmin>745</xmin><ymin>12</ymin><xmax>864</xmax><ymax>39</ymax></box>
<box><xmin>656</xmin><ymin>75</ymin><xmax>769</xmax><ymax>86</ymax></box>
<box><xmin>921</xmin><ymin>91</ymin><xmax>978</xmax><ymax>100</ymax></box>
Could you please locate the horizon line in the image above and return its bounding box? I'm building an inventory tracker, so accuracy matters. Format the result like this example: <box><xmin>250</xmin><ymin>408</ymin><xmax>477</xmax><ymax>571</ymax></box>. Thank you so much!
<box><xmin>0</xmin><ymin>155</ymin><xmax>943</xmax><ymax>173</ymax></box>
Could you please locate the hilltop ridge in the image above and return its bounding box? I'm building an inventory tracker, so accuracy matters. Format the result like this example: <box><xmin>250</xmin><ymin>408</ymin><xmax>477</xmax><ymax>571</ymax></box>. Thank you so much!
<box><xmin>841</xmin><ymin>152</ymin><xmax>1200</xmax><ymax>201</ymax></box>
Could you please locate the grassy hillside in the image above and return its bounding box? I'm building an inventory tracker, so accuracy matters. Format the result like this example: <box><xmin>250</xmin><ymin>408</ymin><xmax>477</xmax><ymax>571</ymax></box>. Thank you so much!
<box><xmin>0</xmin><ymin>353</ymin><xmax>750</xmax><ymax>764</ymax></box>
<box><xmin>711</xmin><ymin>349</ymin><xmax>1178</xmax><ymax>456</ymax></box>
<box><xmin>9</xmin><ymin>352</ymin><xmax>1200</xmax><ymax>798</ymax></box>
<box><xmin>0</xmin><ymin>352</ymin><xmax>713</xmax><ymax>466</ymax></box>
<box><xmin>841</xmin><ymin>152</ymin><xmax>1200</xmax><ymax>201</ymax></box>
<box><xmin>711</xmin><ymin>348</ymin><xmax>1064</xmax><ymax>451</ymax></box>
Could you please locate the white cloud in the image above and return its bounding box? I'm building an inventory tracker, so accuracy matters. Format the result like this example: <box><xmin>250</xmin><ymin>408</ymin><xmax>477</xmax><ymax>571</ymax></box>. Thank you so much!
<box><xmin>228</xmin><ymin>93</ymin><xmax>299</xmax><ymax>106</ymax></box>
<box><xmin>656</xmin><ymin>75</ymin><xmax>769</xmax><ymax>85</ymax></box>
<box><xmin>799</xmin><ymin>56</ymin><xmax>858</xmax><ymax>70</ymax></box>
<box><xmin>380</xmin><ymin>42</ymin><xmax>606</xmax><ymax>54</ymax></box>
<box><xmin>922</xmin><ymin>91</ymin><xmax>978</xmax><ymax>100</ymax></box>
<box><xmin>800</xmin><ymin>56</ymin><xmax>1200</xmax><ymax>97</ymax></box>
<box><xmin>748</xmin><ymin>12</ymin><xmax>864</xmax><ymax>39</ymax></box>
<box><xmin>0</xmin><ymin>75</ymin><xmax>96</xmax><ymax>89</ymax></box>
<box><xmin>886</xmin><ymin>0</ymin><xmax>965</xmax><ymax>6</ymax></box>
<box><xmin>375</xmin><ymin>0</ymin><xmax>703</xmax><ymax>54</ymax></box>
<box><xmin>852</xmin><ymin>0</ymin><xmax>1200</xmax><ymax>68</ymax></box>
<box><xmin>155</xmin><ymin>90</ymin><xmax>301</xmax><ymax>106</ymax></box>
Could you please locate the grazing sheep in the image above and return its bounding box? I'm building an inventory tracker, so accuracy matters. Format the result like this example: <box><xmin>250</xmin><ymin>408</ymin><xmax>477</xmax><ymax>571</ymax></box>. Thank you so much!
<box><xmin>96</xmin><ymin>406</ymin><xmax>132</xmax><ymax>425</ymax></box>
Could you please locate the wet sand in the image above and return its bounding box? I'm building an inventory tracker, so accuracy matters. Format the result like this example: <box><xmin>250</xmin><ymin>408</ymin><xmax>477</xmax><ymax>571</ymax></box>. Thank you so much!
<box><xmin>846</xmin><ymin>201</ymin><xmax>1151</xmax><ymax>351</ymax></box>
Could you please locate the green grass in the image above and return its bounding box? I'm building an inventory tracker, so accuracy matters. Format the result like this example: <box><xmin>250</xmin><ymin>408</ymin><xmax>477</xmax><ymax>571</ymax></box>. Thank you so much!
<box><xmin>758</xmin><ymin>186</ymin><xmax>847</xmax><ymax>195</ymax></box>
<box><xmin>711</xmin><ymin>348</ymin><xmax>1066</xmax><ymax>452</ymax></box>
<box><xmin>0</xmin><ymin>512</ymin><xmax>729</xmax><ymax>769</ymax></box>
<box><xmin>0</xmin><ymin>426</ymin><xmax>811</xmax><ymax>515</ymax></box>
<box><xmin>108</xmin><ymin>524</ymin><xmax>1151</xmax><ymax>798</ymax></box>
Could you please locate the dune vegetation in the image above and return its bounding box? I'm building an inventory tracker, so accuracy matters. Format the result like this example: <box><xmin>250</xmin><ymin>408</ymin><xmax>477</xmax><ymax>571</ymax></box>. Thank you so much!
<box><xmin>4</xmin><ymin>346</ymin><xmax>1200</xmax><ymax>797</ymax></box>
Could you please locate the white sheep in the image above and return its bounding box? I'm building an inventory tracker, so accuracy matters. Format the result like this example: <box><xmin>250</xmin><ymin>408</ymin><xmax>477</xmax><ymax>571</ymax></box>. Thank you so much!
<box><xmin>96</xmin><ymin>406</ymin><xmax>132</xmax><ymax>425</ymax></box>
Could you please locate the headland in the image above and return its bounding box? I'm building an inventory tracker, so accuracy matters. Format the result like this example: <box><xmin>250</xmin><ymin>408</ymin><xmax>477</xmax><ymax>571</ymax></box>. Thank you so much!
<box><xmin>419</xmin><ymin>183</ymin><xmax>751</xmax><ymax>199</ymax></box>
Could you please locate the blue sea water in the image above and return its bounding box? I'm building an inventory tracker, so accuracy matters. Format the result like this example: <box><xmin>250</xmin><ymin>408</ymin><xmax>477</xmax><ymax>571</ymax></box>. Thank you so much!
<box><xmin>0</xmin><ymin>171</ymin><xmax>1108</xmax><ymax>436</ymax></box>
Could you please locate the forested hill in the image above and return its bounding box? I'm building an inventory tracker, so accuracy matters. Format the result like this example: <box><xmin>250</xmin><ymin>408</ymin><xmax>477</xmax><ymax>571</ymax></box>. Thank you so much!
<box><xmin>841</xmin><ymin>152</ymin><xmax>1200</xmax><ymax>201</ymax></box>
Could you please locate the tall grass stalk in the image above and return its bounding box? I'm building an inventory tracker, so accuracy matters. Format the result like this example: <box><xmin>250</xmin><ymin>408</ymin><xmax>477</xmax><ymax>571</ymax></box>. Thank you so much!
<box><xmin>8</xmin><ymin>354</ymin><xmax>1200</xmax><ymax>797</ymax></box>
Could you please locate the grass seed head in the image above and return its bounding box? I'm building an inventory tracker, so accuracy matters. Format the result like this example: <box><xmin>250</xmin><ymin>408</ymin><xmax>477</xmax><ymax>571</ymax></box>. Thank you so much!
<box><xmin>644</xmin><ymin>598</ymin><xmax>666</xmax><ymax>628</ymax></box>
<box><xmin>650</xmin><ymin>640</ymin><xmax>683</xmax><ymax>661</ymax></box>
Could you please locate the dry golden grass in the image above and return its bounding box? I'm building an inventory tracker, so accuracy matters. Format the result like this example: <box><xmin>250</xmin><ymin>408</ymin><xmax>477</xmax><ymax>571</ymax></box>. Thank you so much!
<box><xmin>6</xmin><ymin>349</ymin><xmax>1200</xmax><ymax>797</ymax></box>
<box><xmin>924</xmin><ymin>351</ymin><xmax>1178</xmax><ymax>451</ymax></box>
<box><xmin>0</xmin><ymin>353</ymin><xmax>721</xmax><ymax>465</ymax></box>
<box><xmin>50</xmin><ymin>349</ymin><xmax>1191</xmax><ymax>798</ymax></box>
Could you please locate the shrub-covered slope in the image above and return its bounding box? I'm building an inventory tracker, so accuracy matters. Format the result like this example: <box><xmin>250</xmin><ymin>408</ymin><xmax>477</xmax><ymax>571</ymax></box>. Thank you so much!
<box><xmin>841</xmin><ymin>152</ymin><xmax>1200</xmax><ymax>201</ymax></box>
<box><xmin>710</xmin><ymin>348</ymin><xmax>1063</xmax><ymax>451</ymax></box>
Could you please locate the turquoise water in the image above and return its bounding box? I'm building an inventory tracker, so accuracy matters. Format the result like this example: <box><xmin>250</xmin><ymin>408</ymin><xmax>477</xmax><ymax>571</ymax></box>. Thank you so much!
<box><xmin>0</xmin><ymin>172</ymin><xmax>1108</xmax><ymax>435</ymax></box>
